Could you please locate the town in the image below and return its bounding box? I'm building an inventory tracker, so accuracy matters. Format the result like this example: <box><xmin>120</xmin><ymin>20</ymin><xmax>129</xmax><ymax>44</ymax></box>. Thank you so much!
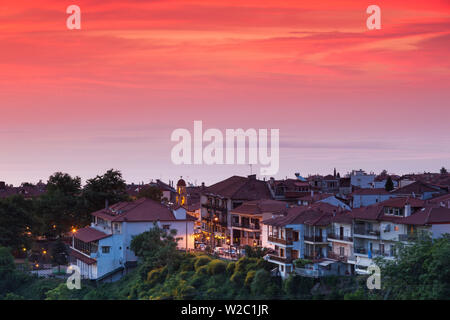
<box><xmin>1</xmin><ymin>167</ymin><xmax>449</xmax><ymax>298</ymax></box>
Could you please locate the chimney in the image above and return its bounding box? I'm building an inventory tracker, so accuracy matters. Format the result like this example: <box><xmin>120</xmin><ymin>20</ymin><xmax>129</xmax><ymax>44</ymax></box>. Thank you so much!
<box><xmin>201</xmin><ymin>182</ymin><xmax>205</xmax><ymax>190</ymax></box>
<box><xmin>404</xmin><ymin>203</ymin><xmax>411</xmax><ymax>217</ymax></box>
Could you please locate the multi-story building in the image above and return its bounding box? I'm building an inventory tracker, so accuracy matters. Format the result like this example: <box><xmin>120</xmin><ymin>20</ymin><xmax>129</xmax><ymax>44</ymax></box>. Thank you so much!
<box><xmin>350</xmin><ymin>197</ymin><xmax>450</xmax><ymax>274</ymax></box>
<box><xmin>350</xmin><ymin>169</ymin><xmax>376</xmax><ymax>189</ymax></box>
<box><xmin>267</xmin><ymin>177</ymin><xmax>311</xmax><ymax>204</ymax></box>
<box><xmin>327</xmin><ymin>212</ymin><xmax>355</xmax><ymax>274</ymax></box>
<box><xmin>262</xmin><ymin>203</ymin><xmax>344</xmax><ymax>278</ymax></box>
<box><xmin>351</xmin><ymin>188</ymin><xmax>395</xmax><ymax>208</ymax></box>
<box><xmin>230</xmin><ymin>199</ymin><xmax>287</xmax><ymax>248</ymax></box>
<box><xmin>391</xmin><ymin>180</ymin><xmax>447</xmax><ymax>200</ymax></box>
<box><xmin>69</xmin><ymin>198</ymin><xmax>195</xmax><ymax>281</ymax></box>
<box><xmin>199</xmin><ymin>175</ymin><xmax>272</xmax><ymax>248</ymax></box>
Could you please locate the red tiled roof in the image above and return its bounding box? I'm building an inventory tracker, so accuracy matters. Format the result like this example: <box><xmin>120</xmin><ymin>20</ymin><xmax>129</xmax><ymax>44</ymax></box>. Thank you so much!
<box><xmin>400</xmin><ymin>206</ymin><xmax>450</xmax><ymax>225</ymax></box>
<box><xmin>69</xmin><ymin>248</ymin><xmax>96</xmax><ymax>265</ymax></box>
<box><xmin>429</xmin><ymin>193</ymin><xmax>450</xmax><ymax>203</ymax></box>
<box><xmin>351</xmin><ymin>188</ymin><xmax>390</xmax><ymax>196</ymax></box>
<box><xmin>92</xmin><ymin>198</ymin><xmax>181</xmax><ymax>222</ymax></box>
<box><xmin>204</xmin><ymin>175</ymin><xmax>272</xmax><ymax>200</ymax></box>
<box><xmin>298</xmin><ymin>193</ymin><xmax>334</xmax><ymax>202</ymax></box>
<box><xmin>232</xmin><ymin>199</ymin><xmax>287</xmax><ymax>215</ymax></box>
<box><xmin>74</xmin><ymin>227</ymin><xmax>111</xmax><ymax>243</ymax></box>
<box><xmin>392</xmin><ymin>181</ymin><xmax>444</xmax><ymax>195</ymax></box>
<box><xmin>263</xmin><ymin>203</ymin><xmax>344</xmax><ymax>227</ymax></box>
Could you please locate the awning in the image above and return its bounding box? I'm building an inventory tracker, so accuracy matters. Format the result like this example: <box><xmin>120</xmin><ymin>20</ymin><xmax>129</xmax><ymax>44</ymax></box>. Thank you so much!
<box><xmin>319</xmin><ymin>260</ymin><xmax>336</xmax><ymax>266</ymax></box>
<box><xmin>356</xmin><ymin>257</ymin><xmax>372</xmax><ymax>267</ymax></box>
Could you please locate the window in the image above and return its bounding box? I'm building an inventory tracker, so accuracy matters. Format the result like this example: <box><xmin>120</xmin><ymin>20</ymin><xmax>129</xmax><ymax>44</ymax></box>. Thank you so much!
<box><xmin>293</xmin><ymin>231</ymin><xmax>299</xmax><ymax>242</ymax></box>
<box><xmin>340</xmin><ymin>247</ymin><xmax>345</xmax><ymax>256</ymax></box>
<box><xmin>102</xmin><ymin>246</ymin><xmax>111</xmax><ymax>254</ymax></box>
<box><xmin>162</xmin><ymin>224</ymin><xmax>170</xmax><ymax>230</ymax></box>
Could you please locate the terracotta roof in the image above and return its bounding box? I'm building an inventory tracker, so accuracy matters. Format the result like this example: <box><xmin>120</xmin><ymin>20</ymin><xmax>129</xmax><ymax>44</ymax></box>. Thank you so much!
<box><xmin>91</xmin><ymin>198</ymin><xmax>181</xmax><ymax>222</ymax></box>
<box><xmin>298</xmin><ymin>193</ymin><xmax>334</xmax><ymax>202</ymax></box>
<box><xmin>400</xmin><ymin>206</ymin><xmax>450</xmax><ymax>225</ymax></box>
<box><xmin>351</xmin><ymin>188</ymin><xmax>390</xmax><ymax>196</ymax></box>
<box><xmin>263</xmin><ymin>202</ymin><xmax>343</xmax><ymax>227</ymax></box>
<box><xmin>204</xmin><ymin>175</ymin><xmax>272</xmax><ymax>200</ymax></box>
<box><xmin>232</xmin><ymin>199</ymin><xmax>287</xmax><ymax>215</ymax></box>
<box><xmin>74</xmin><ymin>227</ymin><xmax>111</xmax><ymax>243</ymax></box>
<box><xmin>392</xmin><ymin>181</ymin><xmax>444</xmax><ymax>195</ymax></box>
<box><xmin>429</xmin><ymin>193</ymin><xmax>450</xmax><ymax>203</ymax></box>
<box><xmin>69</xmin><ymin>248</ymin><xmax>96</xmax><ymax>265</ymax></box>
<box><xmin>331</xmin><ymin>211</ymin><xmax>354</xmax><ymax>224</ymax></box>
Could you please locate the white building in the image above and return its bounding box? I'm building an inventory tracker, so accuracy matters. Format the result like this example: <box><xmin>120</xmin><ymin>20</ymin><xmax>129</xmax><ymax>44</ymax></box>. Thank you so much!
<box><xmin>69</xmin><ymin>198</ymin><xmax>195</xmax><ymax>281</ymax></box>
<box><xmin>350</xmin><ymin>170</ymin><xmax>376</xmax><ymax>189</ymax></box>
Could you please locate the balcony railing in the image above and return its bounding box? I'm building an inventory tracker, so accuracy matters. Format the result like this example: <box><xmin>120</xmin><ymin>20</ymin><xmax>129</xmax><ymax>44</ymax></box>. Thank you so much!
<box><xmin>304</xmin><ymin>235</ymin><xmax>326</xmax><ymax>243</ymax></box>
<box><xmin>268</xmin><ymin>236</ymin><xmax>293</xmax><ymax>245</ymax></box>
<box><xmin>231</xmin><ymin>222</ymin><xmax>260</xmax><ymax>230</ymax></box>
<box><xmin>353</xmin><ymin>226</ymin><xmax>380</xmax><ymax>237</ymax></box>
<box><xmin>327</xmin><ymin>233</ymin><xmax>353</xmax><ymax>242</ymax></box>
<box><xmin>267</xmin><ymin>254</ymin><xmax>291</xmax><ymax>263</ymax></box>
<box><xmin>327</xmin><ymin>251</ymin><xmax>349</xmax><ymax>262</ymax></box>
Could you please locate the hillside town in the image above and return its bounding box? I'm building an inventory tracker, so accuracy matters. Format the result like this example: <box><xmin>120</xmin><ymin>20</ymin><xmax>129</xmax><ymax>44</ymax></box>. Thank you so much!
<box><xmin>3</xmin><ymin>168</ymin><xmax>449</xmax><ymax>283</ymax></box>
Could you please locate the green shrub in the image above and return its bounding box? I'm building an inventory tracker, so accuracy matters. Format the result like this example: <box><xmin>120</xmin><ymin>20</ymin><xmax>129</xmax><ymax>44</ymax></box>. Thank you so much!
<box><xmin>226</xmin><ymin>262</ymin><xmax>236</xmax><ymax>274</ymax></box>
<box><xmin>194</xmin><ymin>255</ymin><xmax>212</xmax><ymax>271</ymax></box>
<box><xmin>244</xmin><ymin>270</ymin><xmax>256</xmax><ymax>287</ymax></box>
<box><xmin>208</xmin><ymin>259</ymin><xmax>227</xmax><ymax>275</ymax></box>
<box><xmin>195</xmin><ymin>265</ymin><xmax>208</xmax><ymax>275</ymax></box>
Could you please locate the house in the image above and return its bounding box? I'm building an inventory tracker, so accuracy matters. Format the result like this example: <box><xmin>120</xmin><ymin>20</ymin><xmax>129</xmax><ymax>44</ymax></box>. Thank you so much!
<box><xmin>371</xmin><ymin>174</ymin><xmax>400</xmax><ymax>189</ymax></box>
<box><xmin>230</xmin><ymin>199</ymin><xmax>287</xmax><ymax>248</ymax></box>
<box><xmin>69</xmin><ymin>198</ymin><xmax>195</xmax><ymax>281</ymax></box>
<box><xmin>199</xmin><ymin>175</ymin><xmax>272</xmax><ymax>248</ymax></box>
<box><xmin>350</xmin><ymin>188</ymin><xmax>395</xmax><ymax>208</ymax></box>
<box><xmin>339</xmin><ymin>177</ymin><xmax>352</xmax><ymax>196</ymax></box>
<box><xmin>0</xmin><ymin>181</ymin><xmax>46</xmax><ymax>199</ymax></box>
<box><xmin>350</xmin><ymin>197</ymin><xmax>450</xmax><ymax>274</ymax></box>
<box><xmin>267</xmin><ymin>177</ymin><xmax>311</xmax><ymax>203</ymax></box>
<box><xmin>350</xmin><ymin>169</ymin><xmax>376</xmax><ymax>189</ymax></box>
<box><xmin>298</xmin><ymin>192</ymin><xmax>351</xmax><ymax>210</ymax></box>
<box><xmin>391</xmin><ymin>180</ymin><xmax>447</xmax><ymax>200</ymax></box>
<box><xmin>262</xmin><ymin>203</ymin><xmax>344</xmax><ymax>278</ymax></box>
<box><xmin>327</xmin><ymin>211</ymin><xmax>355</xmax><ymax>274</ymax></box>
<box><xmin>429</xmin><ymin>193</ymin><xmax>450</xmax><ymax>208</ymax></box>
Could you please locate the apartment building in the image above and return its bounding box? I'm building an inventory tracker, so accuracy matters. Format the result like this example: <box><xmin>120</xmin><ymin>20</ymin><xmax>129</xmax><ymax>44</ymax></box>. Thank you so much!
<box><xmin>69</xmin><ymin>198</ymin><xmax>195</xmax><ymax>281</ymax></box>
<box><xmin>199</xmin><ymin>175</ymin><xmax>272</xmax><ymax>248</ymax></box>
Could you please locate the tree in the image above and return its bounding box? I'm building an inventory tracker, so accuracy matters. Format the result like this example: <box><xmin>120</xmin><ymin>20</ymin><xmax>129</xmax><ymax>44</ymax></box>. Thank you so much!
<box><xmin>51</xmin><ymin>239</ymin><xmax>68</xmax><ymax>272</ymax></box>
<box><xmin>46</xmin><ymin>172</ymin><xmax>81</xmax><ymax>196</ymax></box>
<box><xmin>441</xmin><ymin>167</ymin><xmax>448</xmax><ymax>174</ymax></box>
<box><xmin>130</xmin><ymin>223</ymin><xmax>182</xmax><ymax>274</ymax></box>
<box><xmin>137</xmin><ymin>186</ymin><xmax>162</xmax><ymax>202</ymax></box>
<box><xmin>385</xmin><ymin>176</ymin><xmax>394</xmax><ymax>191</ymax></box>
<box><xmin>376</xmin><ymin>234</ymin><xmax>450</xmax><ymax>299</ymax></box>
<box><xmin>0</xmin><ymin>196</ymin><xmax>34</xmax><ymax>252</ymax></box>
<box><xmin>83</xmin><ymin>169</ymin><xmax>128</xmax><ymax>211</ymax></box>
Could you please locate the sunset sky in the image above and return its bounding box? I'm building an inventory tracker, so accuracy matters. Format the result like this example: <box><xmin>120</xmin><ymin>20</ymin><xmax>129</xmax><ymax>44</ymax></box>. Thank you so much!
<box><xmin>1</xmin><ymin>0</ymin><xmax>449</xmax><ymax>186</ymax></box>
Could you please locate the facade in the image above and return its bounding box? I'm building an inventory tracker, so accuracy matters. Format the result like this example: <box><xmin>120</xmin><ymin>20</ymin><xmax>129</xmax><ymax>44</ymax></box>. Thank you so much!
<box><xmin>350</xmin><ymin>170</ymin><xmax>376</xmax><ymax>189</ymax></box>
<box><xmin>230</xmin><ymin>199</ymin><xmax>287</xmax><ymax>248</ymax></box>
<box><xmin>351</xmin><ymin>188</ymin><xmax>395</xmax><ymax>208</ymax></box>
<box><xmin>262</xmin><ymin>203</ymin><xmax>345</xmax><ymax>278</ymax></box>
<box><xmin>199</xmin><ymin>175</ymin><xmax>272</xmax><ymax>248</ymax></box>
<box><xmin>350</xmin><ymin>197</ymin><xmax>450</xmax><ymax>274</ymax></box>
<box><xmin>69</xmin><ymin>198</ymin><xmax>195</xmax><ymax>281</ymax></box>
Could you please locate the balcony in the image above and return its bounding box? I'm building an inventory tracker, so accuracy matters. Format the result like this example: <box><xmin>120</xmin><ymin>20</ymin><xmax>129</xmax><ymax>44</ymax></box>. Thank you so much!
<box><xmin>327</xmin><ymin>251</ymin><xmax>350</xmax><ymax>263</ymax></box>
<box><xmin>268</xmin><ymin>236</ymin><xmax>293</xmax><ymax>246</ymax></box>
<box><xmin>267</xmin><ymin>254</ymin><xmax>291</xmax><ymax>263</ymax></box>
<box><xmin>327</xmin><ymin>233</ymin><xmax>353</xmax><ymax>242</ymax></box>
<box><xmin>304</xmin><ymin>235</ymin><xmax>326</xmax><ymax>243</ymax></box>
<box><xmin>353</xmin><ymin>226</ymin><xmax>380</xmax><ymax>238</ymax></box>
<box><xmin>231</xmin><ymin>222</ymin><xmax>260</xmax><ymax>230</ymax></box>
